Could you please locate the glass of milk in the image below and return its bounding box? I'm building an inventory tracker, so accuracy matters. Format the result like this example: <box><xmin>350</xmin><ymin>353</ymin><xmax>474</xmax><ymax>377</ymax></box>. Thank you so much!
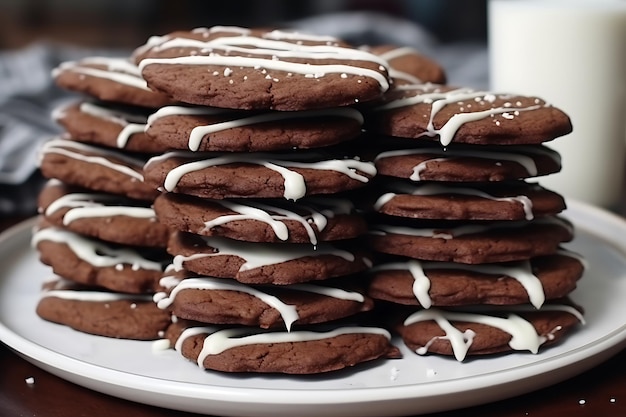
<box><xmin>488</xmin><ymin>0</ymin><xmax>626</xmax><ymax>209</ymax></box>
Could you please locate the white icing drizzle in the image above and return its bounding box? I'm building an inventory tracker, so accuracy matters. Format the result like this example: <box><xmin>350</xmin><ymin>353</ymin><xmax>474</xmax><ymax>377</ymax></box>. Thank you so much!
<box><xmin>372</xmin><ymin>216</ymin><xmax>570</xmax><ymax>240</ymax></box>
<box><xmin>80</xmin><ymin>102</ymin><xmax>148</xmax><ymax>125</ymax></box>
<box><xmin>32</xmin><ymin>227</ymin><xmax>163</xmax><ymax>271</ymax></box>
<box><xmin>146</xmin><ymin>106</ymin><xmax>364</xmax><ymax>151</ymax></box>
<box><xmin>145</xmin><ymin>28</ymin><xmax>388</xmax><ymax>67</ymax></box>
<box><xmin>374</xmin><ymin>146</ymin><xmax>555</xmax><ymax>180</ymax></box>
<box><xmin>201</xmin><ymin>198</ymin><xmax>353</xmax><ymax>245</ymax></box>
<box><xmin>374</xmin><ymin>182</ymin><xmax>535</xmax><ymax>220</ymax></box>
<box><xmin>377</xmin><ymin>46</ymin><xmax>424</xmax><ymax>84</ymax></box>
<box><xmin>154</xmin><ymin>277</ymin><xmax>299</xmax><ymax>331</ymax></box>
<box><xmin>176</xmin><ymin>326</ymin><xmax>391</xmax><ymax>366</ymax></box>
<box><xmin>405</xmin><ymin>310</ymin><xmax>536</xmax><ymax>361</ymax></box>
<box><xmin>78</xmin><ymin>102</ymin><xmax>148</xmax><ymax>148</ymax></box>
<box><xmin>283</xmin><ymin>283</ymin><xmax>365</xmax><ymax>302</ymax></box>
<box><xmin>171</xmin><ymin>235</ymin><xmax>357</xmax><ymax>273</ymax></box>
<box><xmin>53</xmin><ymin>57</ymin><xmax>151</xmax><ymax>91</ymax></box>
<box><xmin>405</xmin><ymin>304</ymin><xmax>584</xmax><ymax>361</ymax></box>
<box><xmin>45</xmin><ymin>192</ymin><xmax>156</xmax><ymax>225</ymax></box>
<box><xmin>39</xmin><ymin>139</ymin><xmax>145</xmax><ymax>181</ymax></box>
<box><xmin>153</xmin><ymin>152</ymin><xmax>375</xmax><ymax>201</ymax></box>
<box><xmin>374</xmin><ymin>84</ymin><xmax>546</xmax><ymax>146</ymax></box>
<box><xmin>140</xmin><ymin>55</ymin><xmax>390</xmax><ymax>92</ymax></box>
<box><xmin>374</xmin><ymin>259</ymin><xmax>545</xmax><ymax>309</ymax></box>
<box><xmin>154</xmin><ymin>277</ymin><xmax>365</xmax><ymax>332</ymax></box>
<box><xmin>41</xmin><ymin>289</ymin><xmax>152</xmax><ymax>302</ymax></box>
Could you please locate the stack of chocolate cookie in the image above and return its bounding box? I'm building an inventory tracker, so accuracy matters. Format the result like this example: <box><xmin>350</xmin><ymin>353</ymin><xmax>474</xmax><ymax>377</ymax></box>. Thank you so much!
<box><xmin>129</xmin><ymin>26</ymin><xmax>409</xmax><ymax>374</ymax></box>
<box><xmin>33</xmin><ymin>56</ymin><xmax>175</xmax><ymax>339</ymax></box>
<box><xmin>362</xmin><ymin>82</ymin><xmax>586</xmax><ymax>360</ymax></box>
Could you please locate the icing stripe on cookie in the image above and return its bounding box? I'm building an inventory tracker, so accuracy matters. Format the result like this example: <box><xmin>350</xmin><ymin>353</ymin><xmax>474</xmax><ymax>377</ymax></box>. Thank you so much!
<box><xmin>32</xmin><ymin>227</ymin><xmax>163</xmax><ymax>271</ymax></box>
<box><xmin>404</xmin><ymin>304</ymin><xmax>584</xmax><ymax>361</ymax></box>
<box><xmin>146</xmin><ymin>106</ymin><xmax>364</xmax><ymax>151</ymax></box>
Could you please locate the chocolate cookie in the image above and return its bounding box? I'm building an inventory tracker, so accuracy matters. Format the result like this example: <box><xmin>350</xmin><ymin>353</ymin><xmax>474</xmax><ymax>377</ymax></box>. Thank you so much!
<box><xmin>153</xmin><ymin>192</ymin><xmax>367</xmax><ymax>244</ymax></box>
<box><xmin>397</xmin><ymin>302</ymin><xmax>584</xmax><ymax>361</ymax></box>
<box><xmin>39</xmin><ymin>138</ymin><xmax>159</xmax><ymax>201</ymax></box>
<box><xmin>369</xmin><ymin>216</ymin><xmax>574</xmax><ymax>264</ymax></box>
<box><xmin>365</xmin><ymin>45</ymin><xmax>446</xmax><ymax>85</ymax></box>
<box><xmin>366</xmin><ymin>84</ymin><xmax>572</xmax><ymax>146</ymax></box>
<box><xmin>53</xmin><ymin>101</ymin><xmax>169</xmax><ymax>154</ymax></box>
<box><xmin>32</xmin><ymin>225</ymin><xmax>168</xmax><ymax>294</ymax></box>
<box><xmin>36</xmin><ymin>279</ymin><xmax>171</xmax><ymax>339</ymax></box>
<box><xmin>371</xmin><ymin>180</ymin><xmax>566</xmax><ymax>221</ymax></box>
<box><xmin>144</xmin><ymin>105</ymin><xmax>364</xmax><ymax>152</ymax></box>
<box><xmin>368</xmin><ymin>251</ymin><xmax>585</xmax><ymax>308</ymax></box>
<box><xmin>38</xmin><ymin>180</ymin><xmax>170</xmax><ymax>248</ymax></box>
<box><xmin>52</xmin><ymin>56</ymin><xmax>175</xmax><ymax>108</ymax></box>
<box><xmin>373</xmin><ymin>143</ymin><xmax>561</xmax><ymax>182</ymax></box>
<box><xmin>162</xmin><ymin>319</ymin><xmax>401</xmax><ymax>374</ymax></box>
<box><xmin>134</xmin><ymin>26</ymin><xmax>391</xmax><ymax>110</ymax></box>
<box><xmin>155</xmin><ymin>274</ymin><xmax>374</xmax><ymax>329</ymax></box>
<box><xmin>143</xmin><ymin>151</ymin><xmax>376</xmax><ymax>201</ymax></box>
<box><xmin>167</xmin><ymin>231</ymin><xmax>371</xmax><ymax>285</ymax></box>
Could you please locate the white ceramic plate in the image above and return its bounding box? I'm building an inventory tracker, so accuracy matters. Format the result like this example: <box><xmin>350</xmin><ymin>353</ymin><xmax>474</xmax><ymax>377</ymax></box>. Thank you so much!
<box><xmin>1</xmin><ymin>200</ymin><xmax>626</xmax><ymax>417</ymax></box>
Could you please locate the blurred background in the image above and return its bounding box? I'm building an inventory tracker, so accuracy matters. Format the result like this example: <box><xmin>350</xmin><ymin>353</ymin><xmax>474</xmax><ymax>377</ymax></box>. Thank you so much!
<box><xmin>0</xmin><ymin>0</ymin><xmax>488</xmax><ymax>217</ymax></box>
<box><xmin>0</xmin><ymin>0</ymin><xmax>487</xmax><ymax>49</ymax></box>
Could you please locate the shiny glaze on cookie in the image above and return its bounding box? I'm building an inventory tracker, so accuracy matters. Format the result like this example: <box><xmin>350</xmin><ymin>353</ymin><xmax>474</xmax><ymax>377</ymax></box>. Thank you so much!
<box><xmin>53</xmin><ymin>57</ymin><xmax>152</xmax><ymax>91</ymax></box>
<box><xmin>39</xmin><ymin>138</ymin><xmax>146</xmax><ymax>182</ymax></box>
<box><xmin>374</xmin><ymin>84</ymin><xmax>547</xmax><ymax>146</ymax></box>
<box><xmin>154</xmin><ymin>276</ymin><xmax>365</xmax><ymax>331</ymax></box>
<box><xmin>375</xmin><ymin>146</ymin><xmax>560</xmax><ymax>181</ymax></box>
<box><xmin>374</xmin><ymin>182</ymin><xmax>535</xmax><ymax>220</ymax></box>
<box><xmin>32</xmin><ymin>227</ymin><xmax>163</xmax><ymax>271</ymax></box>
<box><xmin>146</xmin><ymin>105</ymin><xmax>364</xmax><ymax>151</ymax></box>
<box><xmin>146</xmin><ymin>151</ymin><xmax>376</xmax><ymax>201</ymax></box>
<box><xmin>404</xmin><ymin>304</ymin><xmax>584</xmax><ymax>361</ymax></box>
<box><xmin>201</xmin><ymin>197</ymin><xmax>355</xmax><ymax>245</ymax></box>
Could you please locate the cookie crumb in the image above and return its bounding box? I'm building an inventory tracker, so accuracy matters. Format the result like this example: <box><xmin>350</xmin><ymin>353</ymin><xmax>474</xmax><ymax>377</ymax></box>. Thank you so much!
<box><xmin>578</xmin><ymin>399</ymin><xmax>586</xmax><ymax>405</ymax></box>
<box><xmin>389</xmin><ymin>366</ymin><xmax>399</xmax><ymax>381</ymax></box>
<box><xmin>25</xmin><ymin>377</ymin><xmax>35</xmax><ymax>385</ymax></box>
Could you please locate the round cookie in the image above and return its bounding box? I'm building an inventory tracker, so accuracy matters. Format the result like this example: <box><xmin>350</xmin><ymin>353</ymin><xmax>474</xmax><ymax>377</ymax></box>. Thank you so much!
<box><xmin>153</xmin><ymin>192</ymin><xmax>367</xmax><ymax>244</ymax></box>
<box><xmin>365</xmin><ymin>45</ymin><xmax>446</xmax><ymax>85</ymax></box>
<box><xmin>52</xmin><ymin>56</ymin><xmax>175</xmax><ymax>108</ymax></box>
<box><xmin>39</xmin><ymin>138</ymin><xmax>159</xmax><ymax>201</ymax></box>
<box><xmin>373</xmin><ymin>144</ymin><xmax>562</xmax><ymax>182</ymax></box>
<box><xmin>144</xmin><ymin>105</ymin><xmax>364</xmax><ymax>152</ymax></box>
<box><xmin>366</xmin><ymin>83</ymin><xmax>573</xmax><ymax>146</ymax></box>
<box><xmin>162</xmin><ymin>319</ymin><xmax>402</xmax><ymax>374</ymax></box>
<box><xmin>167</xmin><ymin>231</ymin><xmax>371</xmax><ymax>285</ymax></box>
<box><xmin>371</xmin><ymin>180</ymin><xmax>566</xmax><ymax>221</ymax></box>
<box><xmin>369</xmin><ymin>216</ymin><xmax>574</xmax><ymax>264</ymax></box>
<box><xmin>397</xmin><ymin>302</ymin><xmax>584</xmax><ymax>361</ymax></box>
<box><xmin>368</xmin><ymin>252</ymin><xmax>585</xmax><ymax>308</ymax></box>
<box><xmin>155</xmin><ymin>274</ymin><xmax>374</xmax><ymax>329</ymax></box>
<box><xmin>38</xmin><ymin>180</ymin><xmax>170</xmax><ymax>248</ymax></box>
<box><xmin>53</xmin><ymin>101</ymin><xmax>170</xmax><ymax>154</ymax></box>
<box><xmin>143</xmin><ymin>150</ymin><xmax>376</xmax><ymax>201</ymax></box>
<box><xmin>36</xmin><ymin>278</ymin><xmax>171</xmax><ymax>340</ymax></box>
<box><xmin>32</xmin><ymin>225</ymin><xmax>168</xmax><ymax>294</ymax></box>
<box><xmin>133</xmin><ymin>26</ymin><xmax>391</xmax><ymax>110</ymax></box>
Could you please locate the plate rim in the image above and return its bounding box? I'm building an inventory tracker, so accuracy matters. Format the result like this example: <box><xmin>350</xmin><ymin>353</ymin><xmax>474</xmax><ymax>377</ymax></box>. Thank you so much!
<box><xmin>1</xmin><ymin>199</ymin><xmax>626</xmax><ymax>415</ymax></box>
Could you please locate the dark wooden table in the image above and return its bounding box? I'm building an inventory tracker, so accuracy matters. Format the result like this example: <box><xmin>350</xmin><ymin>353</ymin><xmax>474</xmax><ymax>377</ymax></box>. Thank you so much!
<box><xmin>2</xmin><ymin>199</ymin><xmax>626</xmax><ymax>417</ymax></box>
